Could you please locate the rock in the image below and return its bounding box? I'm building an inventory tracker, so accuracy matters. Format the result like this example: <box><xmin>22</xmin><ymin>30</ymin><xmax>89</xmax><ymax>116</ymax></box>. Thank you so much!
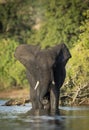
<box><xmin>3</xmin><ymin>98</ymin><xmax>30</xmax><ymax>106</ymax></box>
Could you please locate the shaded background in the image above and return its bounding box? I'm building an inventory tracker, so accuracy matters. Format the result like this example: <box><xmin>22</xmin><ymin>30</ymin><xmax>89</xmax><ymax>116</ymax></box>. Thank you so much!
<box><xmin>0</xmin><ymin>0</ymin><xmax>89</xmax><ymax>101</ymax></box>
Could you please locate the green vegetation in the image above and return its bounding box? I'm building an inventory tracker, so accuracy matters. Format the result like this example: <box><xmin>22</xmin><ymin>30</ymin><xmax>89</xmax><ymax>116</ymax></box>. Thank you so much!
<box><xmin>0</xmin><ymin>38</ymin><xmax>28</xmax><ymax>90</ymax></box>
<box><xmin>63</xmin><ymin>10</ymin><xmax>89</xmax><ymax>94</ymax></box>
<box><xmin>0</xmin><ymin>0</ymin><xmax>89</xmax><ymax>92</ymax></box>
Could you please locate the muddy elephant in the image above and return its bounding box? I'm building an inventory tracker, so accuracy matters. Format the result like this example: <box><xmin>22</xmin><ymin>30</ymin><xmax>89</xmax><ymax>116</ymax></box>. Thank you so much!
<box><xmin>14</xmin><ymin>43</ymin><xmax>71</xmax><ymax>115</ymax></box>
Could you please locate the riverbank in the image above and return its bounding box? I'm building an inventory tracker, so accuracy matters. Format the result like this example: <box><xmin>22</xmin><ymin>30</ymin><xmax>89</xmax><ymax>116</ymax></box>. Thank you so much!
<box><xmin>0</xmin><ymin>87</ymin><xmax>89</xmax><ymax>106</ymax></box>
<box><xmin>0</xmin><ymin>88</ymin><xmax>29</xmax><ymax>99</ymax></box>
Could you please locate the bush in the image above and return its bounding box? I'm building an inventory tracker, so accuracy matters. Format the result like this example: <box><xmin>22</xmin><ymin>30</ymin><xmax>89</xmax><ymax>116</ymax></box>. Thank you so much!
<box><xmin>64</xmin><ymin>10</ymin><xmax>89</xmax><ymax>92</ymax></box>
<box><xmin>0</xmin><ymin>38</ymin><xmax>28</xmax><ymax>89</ymax></box>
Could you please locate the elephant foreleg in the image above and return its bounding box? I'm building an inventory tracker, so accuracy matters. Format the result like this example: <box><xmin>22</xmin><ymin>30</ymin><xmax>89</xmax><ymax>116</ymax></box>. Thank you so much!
<box><xmin>50</xmin><ymin>84</ymin><xmax>60</xmax><ymax>115</ymax></box>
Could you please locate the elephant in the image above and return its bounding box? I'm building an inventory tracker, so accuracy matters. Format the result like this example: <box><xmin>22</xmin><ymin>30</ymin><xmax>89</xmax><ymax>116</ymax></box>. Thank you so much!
<box><xmin>14</xmin><ymin>43</ymin><xmax>71</xmax><ymax>115</ymax></box>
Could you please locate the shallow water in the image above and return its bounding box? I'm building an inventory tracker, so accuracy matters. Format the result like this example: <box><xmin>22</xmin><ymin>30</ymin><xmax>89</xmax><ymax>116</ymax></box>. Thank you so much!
<box><xmin>0</xmin><ymin>100</ymin><xmax>89</xmax><ymax>130</ymax></box>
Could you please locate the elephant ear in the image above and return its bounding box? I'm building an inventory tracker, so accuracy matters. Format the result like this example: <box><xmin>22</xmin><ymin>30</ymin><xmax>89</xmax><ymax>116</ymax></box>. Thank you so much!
<box><xmin>45</xmin><ymin>43</ymin><xmax>64</xmax><ymax>68</ymax></box>
<box><xmin>48</xmin><ymin>43</ymin><xmax>71</xmax><ymax>66</ymax></box>
<box><xmin>55</xmin><ymin>43</ymin><xmax>71</xmax><ymax>66</ymax></box>
<box><xmin>14</xmin><ymin>44</ymin><xmax>41</xmax><ymax>68</ymax></box>
<box><xmin>50</xmin><ymin>43</ymin><xmax>71</xmax><ymax>87</ymax></box>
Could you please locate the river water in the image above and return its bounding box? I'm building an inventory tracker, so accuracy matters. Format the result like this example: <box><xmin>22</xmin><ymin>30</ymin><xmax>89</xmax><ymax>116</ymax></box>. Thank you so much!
<box><xmin>0</xmin><ymin>100</ymin><xmax>89</xmax><ymax>130</ymax></box>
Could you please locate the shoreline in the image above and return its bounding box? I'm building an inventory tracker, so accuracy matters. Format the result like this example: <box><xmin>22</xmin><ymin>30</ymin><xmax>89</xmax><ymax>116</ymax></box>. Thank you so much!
<box><xmin>0</xmin><ymin>88</ymin><xmax>30</xmax><ymax>99</ymax></box>
<box><xmin>0</xmin><ymin>88</ymin><xmax>89</xmax><ymax>106</ymax></box>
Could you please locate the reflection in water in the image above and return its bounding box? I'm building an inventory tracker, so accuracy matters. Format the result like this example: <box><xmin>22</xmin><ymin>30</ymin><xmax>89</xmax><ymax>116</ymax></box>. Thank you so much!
<box><xmin>27</xmin><ymin>116</ymin><xmax>65</xmax><ymax>130</ymax></box>
<box><xmin>0</xmin><ymin>100</ymin><xmax>89</xmax><ymax>130</ymax></box>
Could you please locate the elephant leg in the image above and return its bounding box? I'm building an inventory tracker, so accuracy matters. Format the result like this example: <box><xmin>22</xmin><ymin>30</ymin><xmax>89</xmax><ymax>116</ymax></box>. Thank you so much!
<box><xmin>26</xmin><ymin>72</ymin><xmax>42</xmax><ymax>110</ymax></box>
<box><xmin>50</xmin><ymin>84</ymin><xmax>60</xmax><ymax>115</ymax></box>
<box><xmin>36</xmin><ymin>86</ymin><xmax>44</xmax><ymax>109</ymax></box>
<box><xmin>30</xmin><ymin>81</ymin><xmax>45</xmax><ymax>110</ymax></box>
<box><xmin>30</xmin><ymin>87</ymin><xmax>38</xmax><ymax>110</ymax></box>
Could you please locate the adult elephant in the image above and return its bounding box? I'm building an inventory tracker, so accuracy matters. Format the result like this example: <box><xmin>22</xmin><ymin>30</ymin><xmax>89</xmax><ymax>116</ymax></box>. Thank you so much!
<box><xmin>14</xmin><ymin>43</ymin><xmax>71</xmax><ymax>115</ymax></box>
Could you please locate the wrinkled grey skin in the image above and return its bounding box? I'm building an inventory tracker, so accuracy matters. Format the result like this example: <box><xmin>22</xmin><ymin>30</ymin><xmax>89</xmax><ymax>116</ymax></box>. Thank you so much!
<box><xmin>14</xmin><ymin>43</ymin><xmax>71</xmax><ymax>115</ymax></box>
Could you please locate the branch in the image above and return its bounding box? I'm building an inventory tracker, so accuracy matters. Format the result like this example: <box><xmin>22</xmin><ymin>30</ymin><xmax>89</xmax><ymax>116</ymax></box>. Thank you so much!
<box><xmin>71</xmin><ymin>87</ymin><xmax>81</xmax><ymax>104</ymax></box>
<box><xmin>78</xmin><ymin>93</ymin><xmax>89</xmax><ymax>98</ymax></box>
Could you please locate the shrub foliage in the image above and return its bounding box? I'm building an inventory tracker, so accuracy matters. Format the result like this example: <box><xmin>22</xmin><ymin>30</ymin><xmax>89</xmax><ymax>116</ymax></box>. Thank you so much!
<box><xmin>0</xmin><ymin>0</ymin><xmax>89</xmax><ymax>90</ymax></box>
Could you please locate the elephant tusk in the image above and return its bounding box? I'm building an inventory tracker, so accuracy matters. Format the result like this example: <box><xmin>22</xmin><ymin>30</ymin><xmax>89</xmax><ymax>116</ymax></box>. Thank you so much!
<box><xmin>52</xmin><ymin>80</ymin><xmax>55</xmax><ymax>85</ymax></box>
<box><xmin>34</xmin><ymin>81</ymin><xmax>39</xmax><ymax>90</ymax></box>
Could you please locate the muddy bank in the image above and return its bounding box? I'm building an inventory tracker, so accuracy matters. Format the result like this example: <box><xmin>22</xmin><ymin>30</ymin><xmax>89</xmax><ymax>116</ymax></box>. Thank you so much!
<box><xmin>1</xmin><ymin>87</ymin><xmax>89</xmax><ymax>106</ymax></box>
<box><xmin>0</xmin><ymin>88</ymin><xmax>29</xmax><ymax>99</ymax></box>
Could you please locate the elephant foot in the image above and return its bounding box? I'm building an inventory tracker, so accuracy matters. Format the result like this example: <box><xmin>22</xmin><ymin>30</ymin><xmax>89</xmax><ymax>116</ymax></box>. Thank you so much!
<box><xmin>27</xmin><ymin>108</ymin><xmax>60</xmax><ymax>116</ymax></box>
<box><xmin>27</xmin><ymin>109</ymin><xmax>41</xmax><ymax>116</ymax></box>
<box><xmin>27</xmin><ymin>108</ymin><xmax>50</xmax><ymax>116</ymax></box>
<box><xmin>50</xmin><ymin>108</ymin><xmax>60</xmax><ymax>116</ymax></box>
